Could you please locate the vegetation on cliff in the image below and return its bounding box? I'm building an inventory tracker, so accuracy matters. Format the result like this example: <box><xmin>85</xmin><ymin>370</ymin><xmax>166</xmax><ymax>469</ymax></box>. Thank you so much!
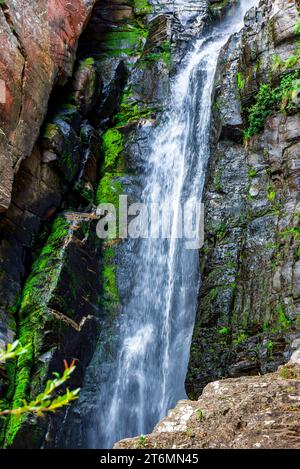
<box><xmin>0</xmin><ymin>341</ymin><xmax>80</xmax><ymax>447</ymax></box>
<box><xmin>244</xmin><ymin>70</ymin><xmax>300</xmax><ymax>138</ymax></box>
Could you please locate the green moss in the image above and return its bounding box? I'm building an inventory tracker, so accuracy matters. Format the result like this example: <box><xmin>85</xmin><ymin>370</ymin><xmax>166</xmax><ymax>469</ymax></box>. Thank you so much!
<box><xmin>278</xmin><ymin>71</ymin><xmax>300</xmax><ymax>113</ymax></box>
<box><xmin>101</xmin><ymin>25</ymin><xmax>147</xmax><ymax>59</ymax></box>
<box><xmin>218</xmin><ymin>327</ymin><xmax>230</xmax><ymax>335</ymax></box>
<box><xmin>73</xmin><ymin>180</ymin><xmax>94</xmax><ymax>204</ymax></box>
<box><xmin>133</xmin><ymin>0</ymin><xmax>152</xmax><ymax>15</ymax></box>
<box><xmin>96</xmin><ymin>173</ymin><xmax>124</xmax><ymax>209</ymax></box>
<box><xmin>4</xmin><ymin>216</ymin><xmax>72</xmax><ymax>446</ymax></box>
<box><xmin>4</xmin><ymin>213</ymin><xmax>92</xmax><ymax>445</ymax></box>
<box><xmin>296</xmin><ymin>314</ymin><xmax>300</xmax><ymax>330</ymax></box>
<box><xmin>103</xmin><ymin>265</ymin><xmax>119</xmax><ymax>304</ymax></box>
<box><xmin>61</xmin><ymin>151</ymin><xmax>76</xmax><ymax>175</ymax></box>
<box><xmin>43</xmin><ymin>123</ymin><xmax>59</xmax><ymax>140</ymax></box>
<box><xmin>78</xmin><ymin>57</ymin><xmax>95</xmax><ymax>70</ymax></box>
<box><xmin>212</xmin><ymin>171</ymin><xmax>223</xmax><ymax>192</ymax></box>
<box><xmin>103</xmin><ymin>247</ymin><xmax>116</xmax><ymax>261</ymax></box>
<box><xmin>279</xmin><ymin>364</ymin><xmax>300</xmax><ymax>380</ymax></box>
<box><xmin>115</xmin><ymin>103</ymin><xmax>155</xmax><ymax>126</ymax></box>
<box><xmin>4</xmin><ymin>358</ymin><xmax>33</xmax><ymax>447</ymax></box>
<box><xmin>244</xmin><ymin>84</ymin><xmax>277</xmax><ymax>138</ymax></box>
<box><xmin>285</xmin><ymin>54</ymin><xmax>299</xmax><ymax>69</ymax></box>
<box><xmin>209</xmin><ymin>288</ymin><xmax>218</xmax><ymax>301</ymax></box>
<box><xmin>232</xmin><ymin>331</ymin><xmax>248</xmax><ymax>346</ymax></box>
<box><xmin>140</xmin><ymin>40</ymin><xmax>171</xmax><ymax>69</ymax></box>
<box><xmin>196</xmin><ymin>408</ymin><xmax>204</xmax><ymax>421</ymax></box>
<box><xmin>95</xmin><ymin>98</ymin><xmax>131</xmax><ymax>313</ymax></box>
<box><xmin>209</xmin><ymin>0</ymin><xmax>230</xmax><ymax>14</ymax></box>
<box><xmin>215</xmin><ymin>222</ymin><xmax>227</xmax><ymax>241</ymax></box>
<box><xmin>76</xmin><ymin>58</ymin><xmax>97</xmax><ymax>98</ymax></box>
<box><xmin>266</xmin><ymin>340</ymin><xmax>274</xmax><ymax>355</ymax></box>
<box><xmin>91</xmin><ymin>0</ymin><xmax>151</xmax><ymax>59</ymax></box>
<box><xmin>262</xmin><ymin>320</ymin><xmax>270</xmax><ymax>332</ymax></box>
<box><xmin>114</xmin><ymin>87</ymin><xmax>156</xmax><ymax>126</ymax></box>
<box><xmin>237</xmin><ymin>72</ymin><xmax>245</xmax><ymax>91</ymax></box>
<box><xmin>104</xmin><ymin>30</ymin><xmax>142</xmax><ymax>49</ymax></box>
<box><xmin>267</xmin><ymin>185</ymin><xmax>276</xmax><ymax>203</ymax></box>
<box><xmin>276</xmin><ymin>304</ymin><xmax>291</xmax><ymax>329</ymax></box>
<box><xmin>272</xmin><ymin>53</ymin><xmax>284</xmax><ymax>72</ymax></box>
<box><xmin>280</xmin><ymin>226</ymin><xmax>300</xmax><ymax>239</ymax></box>
<box><xmin>272</xmin><ymin>44</ymin><xmax>300</xmax><ymax>71</ymax></box>
<box><xmin>21</xmin><ymin>218</ymin><xmax>69</xmax><ymax>310</ymax></box>
<box><xmin>248</xmin><ymin>167</ymin><xmax>258</xmax><ymax>178</ymax></box>
<box><xmin>100</xmin><ymin>244</ymin><xmax>121</xmax><ymax>313</ymax></box>
<box><xmin>102</xmin><ymin>128</ymin><xmax>124</xmax><ymax>171</ymax></box>
<box><xmin>244</xmin><ymin>71</ymin><xmax>300</xmax><ymax>138</ymax></box>
<box><xmin>113</xmin><ymin>39</ymin><xmax>170</xmax><ymax>127</ymax></box>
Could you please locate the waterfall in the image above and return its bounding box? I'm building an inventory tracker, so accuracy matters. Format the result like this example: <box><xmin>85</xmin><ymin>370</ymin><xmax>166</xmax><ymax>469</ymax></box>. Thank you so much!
<box><xmin>87</xmin><ymin>0</ymin><xmax>258</xmax><ymax>449</ymax></box>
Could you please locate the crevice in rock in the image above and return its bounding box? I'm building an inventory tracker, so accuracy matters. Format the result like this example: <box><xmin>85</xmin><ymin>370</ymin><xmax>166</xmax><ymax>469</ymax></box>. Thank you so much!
<box><xmin>0</xmin><ymin>3</ymin><xmax>26</xmax><ymax>57</ymax></box>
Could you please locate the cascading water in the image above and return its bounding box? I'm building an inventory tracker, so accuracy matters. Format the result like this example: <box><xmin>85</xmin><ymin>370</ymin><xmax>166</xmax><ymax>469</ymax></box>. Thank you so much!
<box><xmin>86</xmin><ymin>0</ymin><xmax>258</xmax><ymax>449</ymax></box>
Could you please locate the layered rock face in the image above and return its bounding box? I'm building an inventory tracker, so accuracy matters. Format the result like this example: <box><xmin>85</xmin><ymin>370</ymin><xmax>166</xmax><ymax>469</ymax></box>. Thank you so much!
<box><xmin>0</xmin><ymin>0</ymin><xmax>107</xmax><ymax>447</ymax></box>
<box><xmin>0</xmin><ymin>0</ymin><xmax>96</xmax><ymax>212</ymax></box>
<box><xmin>187</xmin><ymin>0</ymin><xmax>300</xmax><ymax>398</ymax></box>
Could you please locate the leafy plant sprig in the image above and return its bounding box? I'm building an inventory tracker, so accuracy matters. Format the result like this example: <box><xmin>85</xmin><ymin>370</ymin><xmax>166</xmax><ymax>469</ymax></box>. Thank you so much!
<box><xmin>0</xmin><ymin>340</ymin><xmax>28</xmax><ymax>363</ymax></box>
<box><xmin>0</xmin><ymin>341</ymin><xmax>80</xmax><ymax>417</ymax></box>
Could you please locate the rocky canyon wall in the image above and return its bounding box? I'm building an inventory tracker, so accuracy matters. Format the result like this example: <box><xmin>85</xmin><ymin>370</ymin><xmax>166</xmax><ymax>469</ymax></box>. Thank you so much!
<box><xmin>0</xmin><ymin>0</ymin><xmax>96</xmax><ymax>212</ymax></box>
<box><xmin>187</xmin><ymin>0</ymin><xmax>300</xmax><ymax>397</ymax></box>
<box><xmin>0</xmin><ymin>0</ymin><xmax>299</xmax><ymax>451</ymax></box>
<box><xmin>0</xmin><ymin>0</ymin><xmax>220</xmax><ymax>448</ymax></box>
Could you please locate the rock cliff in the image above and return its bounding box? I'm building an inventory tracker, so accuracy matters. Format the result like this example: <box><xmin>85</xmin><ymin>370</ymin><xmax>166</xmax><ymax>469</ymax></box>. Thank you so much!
<box><xmin>0</xmin><ymin>0</ymin><xmax>96</xmax><ymax>212</ymax></box>
<box><xmin>0</xmin><ymin>0</ymin><xmax>299</xmax><ymax>450</ymax></box>
<box><xmin>187</xmin><ymin>0</ymin><xmax>300</xmax><ymax>397</ymax></box>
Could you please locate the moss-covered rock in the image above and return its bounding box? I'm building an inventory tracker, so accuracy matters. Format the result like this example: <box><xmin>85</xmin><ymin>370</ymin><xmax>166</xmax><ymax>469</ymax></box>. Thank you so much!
<box><xmin>4</xmin><ymin>213</ymin><xmax>102</xmax><ymax>447</ymax></box>
<box><xmin>133</xmin><ymin>0</ymin><xmax>152</xmax><ymax>16</ymax></box>
<box><xmin>101</xmin><ymin>129</ymin><xmax>124</xmax><ymax>171</ymax></box>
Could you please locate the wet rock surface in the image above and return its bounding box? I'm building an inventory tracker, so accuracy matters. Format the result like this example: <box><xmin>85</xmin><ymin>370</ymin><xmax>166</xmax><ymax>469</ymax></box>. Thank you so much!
<box><xmin>187</xmin><ymin>0</ymin><xmax>300</xmax><ymax>398</ymax></box>
<box><xmin>0</xmin><ymin>0</ymin><xmax>116</xmax><ymax>446</ymax></box>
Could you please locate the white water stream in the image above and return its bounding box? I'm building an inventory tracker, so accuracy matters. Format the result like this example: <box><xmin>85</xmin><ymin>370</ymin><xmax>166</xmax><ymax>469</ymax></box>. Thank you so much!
<box><xmin>89</xmin><ymin>0</ymin><xmax>258</xmax><ymax>448</ymax></box>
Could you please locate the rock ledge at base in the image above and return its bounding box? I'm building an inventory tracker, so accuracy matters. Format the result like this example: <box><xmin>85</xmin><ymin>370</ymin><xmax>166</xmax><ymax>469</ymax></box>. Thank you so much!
<box><xmin>115</xmin><ymin>350</ymin><xmax>300</xmax><ymax>449</ymax></box>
